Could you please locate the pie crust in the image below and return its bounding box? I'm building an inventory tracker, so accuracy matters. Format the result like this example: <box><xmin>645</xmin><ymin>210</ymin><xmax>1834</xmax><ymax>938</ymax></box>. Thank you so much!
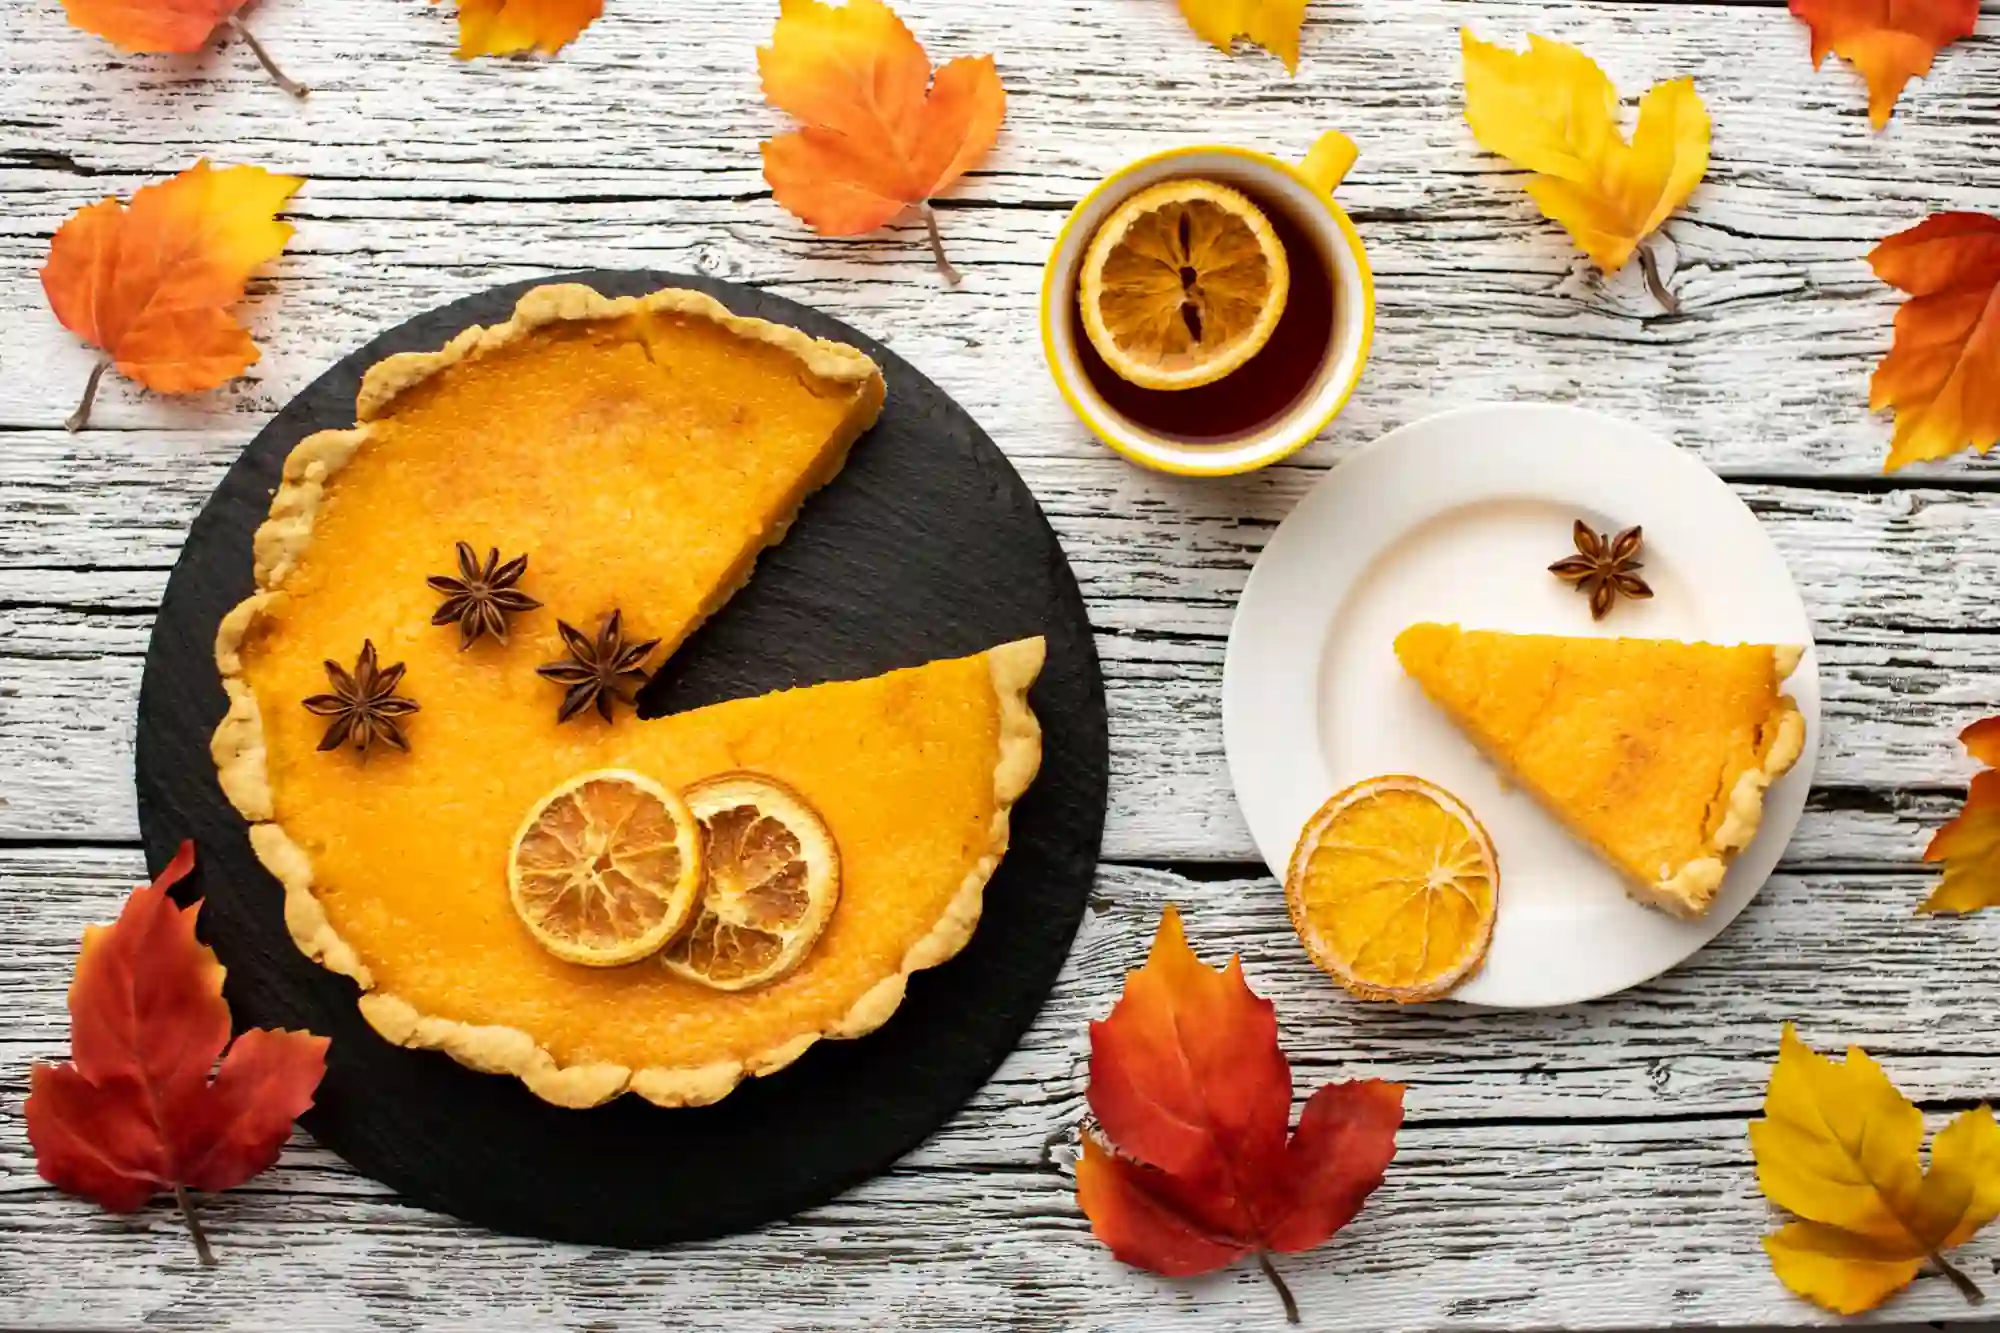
<box><xmin>211</xmin><ymin>284</ymin><xmax>1044</xmax><ymax>1107</ymax></box>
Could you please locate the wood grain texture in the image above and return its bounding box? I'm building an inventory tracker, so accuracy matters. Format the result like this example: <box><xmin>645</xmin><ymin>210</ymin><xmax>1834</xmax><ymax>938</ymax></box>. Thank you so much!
<box><xmin>0</xmin><ymin>0</ymin><xmax>1995</xmax><ymax>474</ymax></box>
<box><xmin>5</xmin><ymin>0</ymin><xmax>2000</xmax><ymax>1326</ymax></box>
<box><xmin>4</xmin><ymin>851</ymin><xmax>2000</xmax><ymax>1331</ymax></box>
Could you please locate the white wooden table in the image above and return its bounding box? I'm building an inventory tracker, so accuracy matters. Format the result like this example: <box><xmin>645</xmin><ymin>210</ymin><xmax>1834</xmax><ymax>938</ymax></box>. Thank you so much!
<box><xmin>4</xmin><ymin>1</ymin><xmax>2000</xmax><ymax>1329</ymax></box>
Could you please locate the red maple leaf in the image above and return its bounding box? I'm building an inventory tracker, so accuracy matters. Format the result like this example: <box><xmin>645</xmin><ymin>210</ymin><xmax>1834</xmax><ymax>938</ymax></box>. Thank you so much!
<box><xmin>1076</xmin><ymin>905</ymin><xmax>1404</xmax><ymax>1322</ymax></box>
<box><xmin>25</xmin><ymin>842</ymin><xmax>329</xmax><ymax>1264</ymax></box>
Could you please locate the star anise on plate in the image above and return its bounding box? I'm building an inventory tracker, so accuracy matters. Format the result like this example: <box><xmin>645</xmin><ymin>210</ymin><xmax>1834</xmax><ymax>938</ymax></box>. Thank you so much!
<box><xmin>535</xmin><ymin>610</ymin><xmax>661</xmax><ymax>723</ymax></box>
<box><xmin>303</xmin><ymin>640</ymin><xmax>420</xmax><ymax>753</ymax></box>
<box><xmin>1550</xmin><ymin>520</ymin><xmax>1654</xmax><ymax>620</ymax></box>
<box><xmin>428</xmin><ymin>542</ymin><xmax>541</xmax><ymax>649</ymax></box>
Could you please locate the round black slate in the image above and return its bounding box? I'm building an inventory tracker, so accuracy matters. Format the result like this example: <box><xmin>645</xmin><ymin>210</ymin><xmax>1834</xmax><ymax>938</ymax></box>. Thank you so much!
<box><xmin>134</xmin><ymin>271</ymin><xmax>1108</xmax><ymax>1247</ymax></box>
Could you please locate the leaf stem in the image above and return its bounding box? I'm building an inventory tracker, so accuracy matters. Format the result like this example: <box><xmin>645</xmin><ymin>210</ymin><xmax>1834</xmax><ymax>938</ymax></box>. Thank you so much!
<box><xmin>228</xmin><ymin>17</ymin><xmax>309</xmax><ymax>99</ymax></box>
<box><xmin>1638</xmin><ymin>244</ymin><xmax>1679</xmax><ymax>315</ymax></box>
<box><xmin>1932</xmin><ymin>1251</ymin><xmax>1984</xmax><ymax>1305</ymax></box>
<box><xmin>65</xmin><ymin>359</ymin><xmax>109</xmax><ymax>433</ymax></box>
<box><xmin>1255</xmin><ymin>1250</ymin><xmax>1301</xmax><ymax>1325</ymax></box>
<box><xmin>173</xmin><ymin>1185</ymin><xmax>216</xmax><ymax>1267</ymax></box>
<box><xmin>920</xmin><ymin>202</ymin><xmax>961</xmax><ymax>287</ymax></box>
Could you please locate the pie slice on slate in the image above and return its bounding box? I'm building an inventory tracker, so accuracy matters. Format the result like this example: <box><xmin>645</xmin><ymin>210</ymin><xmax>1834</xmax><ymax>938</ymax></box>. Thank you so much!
<box><xmin>212</xmin><ymin>284</ymin><xmax>1045</xmax><ymax>1108</ymax></box>
<box><xmin>1394</xmin><ymin>623</ymin><xmax>1805</xmax><ymax>918</ymax></box>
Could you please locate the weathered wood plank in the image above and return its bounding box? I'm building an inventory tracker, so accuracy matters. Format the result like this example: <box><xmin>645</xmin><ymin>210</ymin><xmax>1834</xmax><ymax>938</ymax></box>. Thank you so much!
<box><xmin>9</xmin><ymin>441</ymin><xmax>2000</xmax><ymax>630</ymax></box>
<box><xmin>5</xmin><ymin>456</ymin><xmax>1998</xmax><ymax>855</ymax></box>
<box><xmin>5</xmin><ymin>849</ymin><xmax>1995</xmax><ymax>1141</ymax></box>
<box><xmin>6</xmin><ymin>846</ymin><xmax>1993</xmax><ymax>1329</ymax></box>
<box><xmin>1</xmin><ymin>1</ymin><xmax>1997</xmax><ymax>473</ymax></box>
<box><xmin>1</xmin><ymin>621</ymin><xmax>1993</xmax><ymax>855</ymax></box>
<box><xmin>0</xmin><ymin>1117</ymin><xmax>1991</xmax><ymax>1333</ymax></box>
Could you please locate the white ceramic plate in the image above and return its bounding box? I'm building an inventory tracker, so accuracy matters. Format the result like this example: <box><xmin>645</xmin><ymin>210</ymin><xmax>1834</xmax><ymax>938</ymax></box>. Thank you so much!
<box><xmin>1223</xmin><ymin>404</ymin><xmax>1821</xmax><ymax>1008</ymax></box>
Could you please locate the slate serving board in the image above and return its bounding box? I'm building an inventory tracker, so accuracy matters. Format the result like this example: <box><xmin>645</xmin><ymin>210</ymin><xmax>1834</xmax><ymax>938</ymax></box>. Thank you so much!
<box><xmin>133</xmin><ymin>270</ymin><xmax>1109</xmax><ymax>1247</ymax></box>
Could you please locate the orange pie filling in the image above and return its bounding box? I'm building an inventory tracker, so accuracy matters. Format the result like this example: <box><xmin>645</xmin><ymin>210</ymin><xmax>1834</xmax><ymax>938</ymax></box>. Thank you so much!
<box><xmin>213</xmin><ymin>286</ymin><xmax>1045</xmax><ymax>1108</ymax></box>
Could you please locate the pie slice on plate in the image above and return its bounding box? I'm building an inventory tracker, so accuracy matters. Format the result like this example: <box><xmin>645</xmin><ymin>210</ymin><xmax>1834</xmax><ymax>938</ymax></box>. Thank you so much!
<box><xmin>1394</xmin><ymin>623</ymin><xmax>1806</xmax><ymax>918</ymax></box>
<box><xmin>211</xmin><ymin>284</ymin><xmax>1045</xmax><ymax>1108</ymax></box>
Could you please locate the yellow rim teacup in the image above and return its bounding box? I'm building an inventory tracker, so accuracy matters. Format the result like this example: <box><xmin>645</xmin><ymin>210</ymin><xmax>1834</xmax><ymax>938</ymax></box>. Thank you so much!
<box><xmin>1039</xmin><ymin>133</ymin><xmax>1377</xmax><ymax>478</ymax></box>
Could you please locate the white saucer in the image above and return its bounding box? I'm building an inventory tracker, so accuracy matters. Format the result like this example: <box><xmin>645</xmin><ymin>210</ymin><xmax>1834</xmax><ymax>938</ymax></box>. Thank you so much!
<box><xmin>1222</xmin><ymin>404</ymin><xmax>1820</xmax><ymax>1008</ymax></box>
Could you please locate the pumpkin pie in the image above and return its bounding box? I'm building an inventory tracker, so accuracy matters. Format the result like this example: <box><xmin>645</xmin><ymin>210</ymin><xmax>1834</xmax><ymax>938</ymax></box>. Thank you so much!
<box><xmin>1394</xmin><ymin>623</ymin><xmax>1805</xmax><ymax>918</ymax></box>
<box><xmin>211</xmin><ymin>284</ymin><xmax>1045</xmax><ymax>1108</ymax></box>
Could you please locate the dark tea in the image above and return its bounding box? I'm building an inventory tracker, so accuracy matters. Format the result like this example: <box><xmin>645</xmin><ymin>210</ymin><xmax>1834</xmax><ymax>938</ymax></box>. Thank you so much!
<box><xmin>1073</xmin><ymin>178</ymin><xmax>1337</xmax><ymax>444</ymax></box>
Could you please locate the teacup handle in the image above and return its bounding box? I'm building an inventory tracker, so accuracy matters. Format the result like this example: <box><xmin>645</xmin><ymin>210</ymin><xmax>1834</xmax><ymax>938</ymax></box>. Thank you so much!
<box><xmin>1299</xmin><ymin>131</ymin><xmax>1358</xmax><ymax>198</ymax></box>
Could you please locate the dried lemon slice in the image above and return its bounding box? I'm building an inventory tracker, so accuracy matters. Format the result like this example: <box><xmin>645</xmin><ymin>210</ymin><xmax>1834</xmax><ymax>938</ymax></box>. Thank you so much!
<box><xmin>663</xmin><ymin>773</ymin><xmax>840</xmax><ymax>992</ymax></box>
<box><xmin>1078</xmin><ymin>178</ymin><xmax>1291</xmax><ymax>391</ymax></box>
<box><xmin>1284</xmin><ymin>775</ymin><xmax>1499</xmax><ymax>1002</ymax></box>
<box><xmin>509</xmin><ymin>769</ymin><xmax>704</xmax><ymax>967</ymax></box>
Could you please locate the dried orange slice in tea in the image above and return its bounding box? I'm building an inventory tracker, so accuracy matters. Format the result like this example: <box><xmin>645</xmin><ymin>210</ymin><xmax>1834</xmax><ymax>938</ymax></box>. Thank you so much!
<box><xmin>1284</xmin><ymin>775</ymin><xmax>1499</xmax><ymax>1002</ymax></box>
<box><xmin>663</xmin><ymin>773</ymin><xmax>841</xmax><ymax>992</ymax></box>
<box><xmin>509</xmin><ymin>769</ymin><xmax>704</xmax><ymax>967</ymax></box>
<box><xmin>1078</xmin><ymin>178</ymin><xmax>1290</xmax><ymax>391</ymax></box>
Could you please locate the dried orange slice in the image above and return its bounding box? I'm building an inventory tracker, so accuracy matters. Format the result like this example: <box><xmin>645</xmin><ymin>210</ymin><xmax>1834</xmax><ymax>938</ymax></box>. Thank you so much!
<box><xmin>1284</xmin><ymin>776</ymin><xmax>1499</xmax><ymax>1003</ymax></box>
<box><xmin>660</xmin><ymin>768</ymin><xmax>840</xmax><ymax>984</ymax></box>
<box><xmin>1078</xmin><ymin>178</ymin><xmax>1290</xmax><ymax>391</ymax></box>
<box><xmin>508</xmin><ymin>769</ymin><xmax>704</xmax><ymax>967</ymax></box>
<box><xmin>662</xmin><ymin>772</ymin><xmax>840</xmax><ymax>992</ymax></box>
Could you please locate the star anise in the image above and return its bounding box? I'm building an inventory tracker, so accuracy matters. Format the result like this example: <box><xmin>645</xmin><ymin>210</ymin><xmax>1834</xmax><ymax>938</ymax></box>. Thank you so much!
<box><xmin>428</xmin><ymin>542</ymin><xmax>541</xmax><ymax>649</ymax></box>
<box><xmin>303</xmin><ymin>640</ymin><xmax>420</xmax><ymax>753</ymax></box>
<box><xmin>535</xmin><ymin>610</ymin><xmax>661</xmax><ymax>723</ymax></box>
<box><xmin>1550</xmin><ymin>520</ymin><xmax>1654</xmax><ymax>620</ymax></box>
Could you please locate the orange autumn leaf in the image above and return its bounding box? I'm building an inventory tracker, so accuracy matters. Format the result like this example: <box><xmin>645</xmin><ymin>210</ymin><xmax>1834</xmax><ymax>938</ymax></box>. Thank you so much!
<box><xmin>63</xmin><ymin>0</ymin><xmax>245</xmax><ymax>50</ymax></box>
<box><xmin>1078</xmin><ymin>905</ymin><xmax>1404</xmax><ymax>1321</ymax></box>
<box><xmin>1790</xmin><ymin>0</ymin><xmax>1980</xmax><ymax>129</ymax></box>
<box><xmin>759</xmin><ymin>0</ymin><xmax>1005</xmax><ymax>283</ymax></box>
<box><xmin>63</xmin><ymin>0</ymin><xmax>307</xmax><ymax>96</ymax></box>
<box><xmin>1922</xmin><ymin>718</ymin><xmax>2000</xmax><ymax>913</ymax></box>
<box><xmin>1868</xmin><ymin>212</ymin><xmax>2000</xmax><ymax>471</ymax></box>
<box><xmin>41</xmin><ymin>159</ymin><xmax>302</xmax><ymax>431</ymax></box>
<box><xmin>1959</xmin><ymin>716</ymin><xmax>2000</xmax><ymax>768</ymax></box>
<box><xmin>448</xmin><ymin>0</ymin><xmax>603</xmax><ymax>59</ymax></box>
<box><xmin>25</xmin><ymin>843</ymin><xmax>329</xmax><ymax>1265</ymax></box>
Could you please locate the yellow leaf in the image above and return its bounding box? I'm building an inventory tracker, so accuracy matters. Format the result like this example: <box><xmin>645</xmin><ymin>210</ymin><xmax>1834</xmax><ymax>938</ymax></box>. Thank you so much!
<box><xmin>1749</xmin><ymin>1024</ymin><xmax>2000</xmax><ymax>1313</ymax></box>
<box><xmin>449</xmin><ymin>0</ymin><xmax>603</xmax><ymax>59</ymax></box>
<box><xmin>1174</xmin><ymin>0</ymin><xmax>1306</xmax><ymax>73</ymax></box>
<box><xmin>1460</xmin><ymin>29</ymin><xmax>1710</xmax><ymax>274</ymax></box>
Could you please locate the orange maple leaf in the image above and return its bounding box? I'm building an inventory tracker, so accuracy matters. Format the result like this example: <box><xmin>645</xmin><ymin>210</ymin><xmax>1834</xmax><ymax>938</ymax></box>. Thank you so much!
<box><xmin>63</xmin><ymin>0</ymin><xmax>307</xmax><ymax>96</ymax></box>
<box><xmin>25</xmin><ymin>843</ymin><xmax>329</xmax><ymax>1265</ymax></box>
<box><xmin>1077</xmin><ymin>905</ymin><xmax>1404</xmax><ymax>1322</ymax></box>
<box><xmin>1922</xmin><ymin>719</ymin><xmax>2000</xmax><ymax>914</ymax></box>
<box><xmin>41</xmin><ymin>159</ymin><xmax>303</xmax><ymax>432</ymax></box>
<box><xmin>1867</xmin><ymin>212</ymin><xmax>2000</xmax><ymax>471</ymax></box>
<box><xmin>446</xmin><ymin>0</ymin><xmax>603</xmax><ymax>59</ymax></box>
<box><xmin>1790</xmin><ymin>0</ymin><xmax>1980</xmax><ymax>129</ymax></box>
<box><xmin>758</xmin><ymin>0</ymin><xmax>1005</xmax><ymax>284</ymax></box>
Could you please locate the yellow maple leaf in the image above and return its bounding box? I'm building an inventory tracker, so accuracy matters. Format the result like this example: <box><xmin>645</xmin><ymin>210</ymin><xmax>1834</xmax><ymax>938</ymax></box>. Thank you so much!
<box><xmin>1750</xmin><ymin>1024</ymin><xmax>2000</xmax><ymax>1313</ymax></box>
<box><xmin>1460</xmin><ymin>30</ymin><xmax>1710</xmax><ymax>280</ymax></box>
<box><xmin>1921</xmin><ymin>719</ymin><xmax>2000</xmax><ymax>913</ymax></box>
<box><xmin>446</xmin><ymin>0</ymin><xmax>603</xmax><ymax>59</ymax></box>
<box><xmin>1174</xmin><ymin>0</ymin><xmax>1307</xmax><ymax>73</ymax></box>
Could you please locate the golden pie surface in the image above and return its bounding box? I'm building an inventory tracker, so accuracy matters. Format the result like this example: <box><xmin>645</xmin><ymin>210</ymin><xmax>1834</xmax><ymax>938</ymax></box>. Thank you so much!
<box><xmin>211</xmin><ymin>285</ymin><xmax>1044</xmax><ymax>1108</ymax></box>
<box><xmin>1394</xmin><ymin>623</ymin><xmax>1805</xmax><ymax>918</ymax></box>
